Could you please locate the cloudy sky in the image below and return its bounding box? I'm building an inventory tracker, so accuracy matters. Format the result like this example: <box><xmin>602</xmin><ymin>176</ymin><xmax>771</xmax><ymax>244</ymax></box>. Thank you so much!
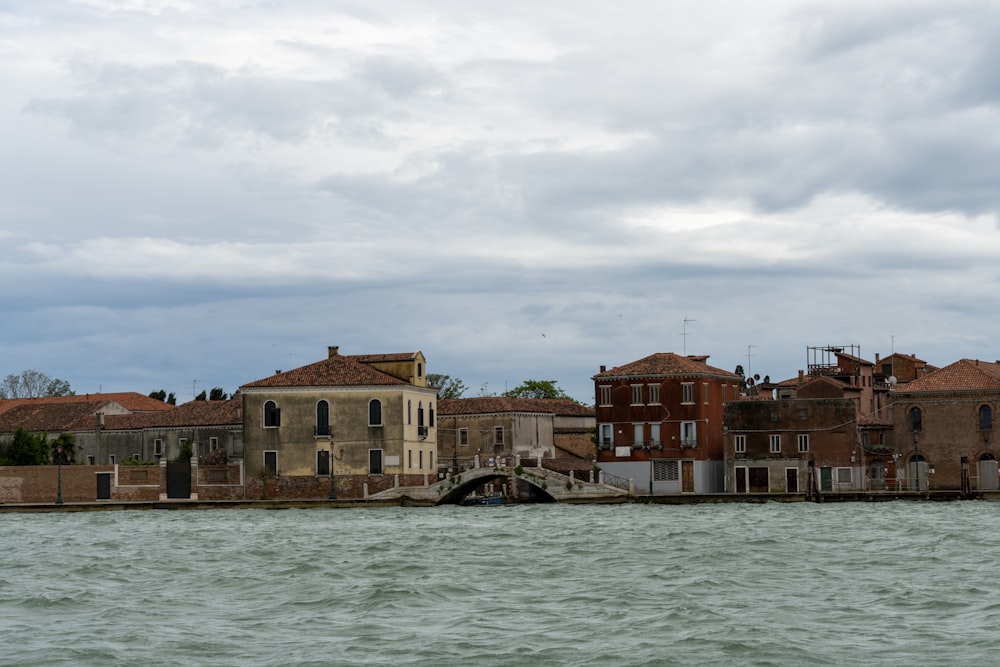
<box><xmin>3</xmin><ymin>0</ymin><xmax>999</xmax><ymax>403</ymax></box>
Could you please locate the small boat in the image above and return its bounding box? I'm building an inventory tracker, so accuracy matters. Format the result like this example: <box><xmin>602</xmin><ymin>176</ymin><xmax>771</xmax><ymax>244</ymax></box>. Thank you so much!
<box><xmin>462</xmin><ymin>493</ymin><xmax>504</xmax><ymax>506</ymax></box>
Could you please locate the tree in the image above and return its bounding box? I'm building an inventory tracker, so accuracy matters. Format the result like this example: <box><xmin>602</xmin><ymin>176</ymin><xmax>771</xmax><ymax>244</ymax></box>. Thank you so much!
<box><xmin>195</xmin><ymin>390</ymin><xmax>207</xmax><ymax>401</ymax></box>
<box><xmin>149</xmin><ymin>389</ymin><xmax>167</xmax><ymax>402</ymax></box>
<box><xmin>502</xmin><ymin>379</ymin><xmax>574</xmax><ymax>401</ymax></box>
<box><xmin>426</xmin><ymin>374</ymin><xmax>468</xmax><ymax>399</ymax></box>
<box><xmin>0</xmin><ymin>370</ymin><xmax>74</xmax><ymax>399</ymax></box>
<box><xmin>50</xmin><ymin>433</ymin><xmax>76</xmax><ymax>464</ymax></box>
<box><xmin>0</xmin><ymin>428</ymin><xmax>49</xmax><ymax>465</ymax></box>
<box><xmin>209</xmin><ymin>387</ymin><xmax>229</xmax><ymax>401</ymax></box>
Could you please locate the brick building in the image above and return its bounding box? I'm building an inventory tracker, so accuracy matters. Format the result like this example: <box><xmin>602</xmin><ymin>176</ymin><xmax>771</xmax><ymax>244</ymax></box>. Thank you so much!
<box><xmin>890</xmin><ymin>359</ymin><xmax>1000</xmax><ymax>491</ymax></box>
<box><xmin>593</xmin><ymin>353</ymin><xmax>741</xmax><ymax>494</ymax></box>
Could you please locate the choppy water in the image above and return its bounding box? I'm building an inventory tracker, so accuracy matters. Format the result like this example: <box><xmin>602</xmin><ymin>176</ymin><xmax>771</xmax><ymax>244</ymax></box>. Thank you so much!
<box><xmin>3</xmin><ymin>502</ymin><xmax>1000</xmax><ymax>666</ymax></box>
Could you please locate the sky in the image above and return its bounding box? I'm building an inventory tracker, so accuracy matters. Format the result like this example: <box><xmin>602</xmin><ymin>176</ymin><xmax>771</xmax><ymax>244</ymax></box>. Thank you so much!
<box><xmin>3</xmin><ymin>0</ymin><xmax>1000</xmax><ymax>404</ymax></box>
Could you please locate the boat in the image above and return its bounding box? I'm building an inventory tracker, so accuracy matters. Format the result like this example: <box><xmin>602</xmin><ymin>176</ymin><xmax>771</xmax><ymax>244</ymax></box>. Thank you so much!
<box><xmin>462</xmin><ymin>493</ymin><xmax>504</xmax><ymax>506</ymax></box>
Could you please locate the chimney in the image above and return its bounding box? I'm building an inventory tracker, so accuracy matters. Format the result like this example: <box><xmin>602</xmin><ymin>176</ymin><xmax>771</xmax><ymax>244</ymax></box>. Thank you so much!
<box><xmin>328</xmin><ymin>346</ymin><xmax>340</xmax><ymax>357</ymax></box>
<box><xmin>875</xmin><ymin>353</ymin><xmax>880</xmax><ymax>365</ymax></box>
<box><xmin>275</xmin><ymin>370</ymin><xmax>282</xmax><ymax>375</ymax></box>
<box><xmin>798</xmin><ymin>370</ymin><xmax>804</xmax><ymax>384</ymax></box>
<box><xmin>96</xmin><ymin>413</ymin><xmax>105</xmax><ymax>430</ymax></box>
<box><xmin>600</xmin><ymin>365</ymin><xmax>606</xmax><ymax>372</ymax></box>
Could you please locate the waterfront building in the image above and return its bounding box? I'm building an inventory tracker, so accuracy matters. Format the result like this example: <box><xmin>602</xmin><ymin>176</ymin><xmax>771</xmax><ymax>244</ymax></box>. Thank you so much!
<box><xmin>239</xmin><ymin>346</ymin><xmax>438</xmax><ymax>499</ymax></box>
<box><xmin>593</xmin><ymin>353</ymin><xmax>741</xmax><ymax>494</ymax></box>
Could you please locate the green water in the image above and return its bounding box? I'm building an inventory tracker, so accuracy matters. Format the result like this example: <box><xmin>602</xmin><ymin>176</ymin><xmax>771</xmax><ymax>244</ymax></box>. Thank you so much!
<box><xmin>2</xmin><ymin>502</ymin><xmax>998</xmax><ymax>665</ymax></box>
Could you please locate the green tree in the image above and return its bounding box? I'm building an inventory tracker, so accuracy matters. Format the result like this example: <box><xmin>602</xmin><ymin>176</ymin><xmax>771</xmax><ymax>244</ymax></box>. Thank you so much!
<box><xmin>0</xmin><ymin>370</ymin><xmax>74</xmax><ymax>399</ymax></box>
<box><xmin>426</xmin><ymin>374</ymin><xmax>468</xmax><ymax>399</ymax></box>
<box><xmin>195</xmin><ymin>390</ymin><xmax>207</xmax><ymax>401</ymax></box>
<box><xmin>502</xmin><ymin>379</ymin><xmax>574</xmax><ymax>400</ymax></box>
<box><xmin>175</xmin><ymin>441</ymin><xmax>193</xmax><ymax>462</ymax></box>
<box><xmin>209</xmin><ymin>387</ymin><xmax>229</xmax><ymax>400</ymax></box>
<box><xmin>50</xmin><ymin>433</ymin><xmax>76</xmax><ymax>464</ymax></box>
<box><xmin>149</xmin><ymin>389</ymin><xmax>167</xmax><ymax>401</ymax></box>
<box><xmin>0</xmin><ymin>428</ymin><xmax>49</xmax><ymax>465</ymax></box>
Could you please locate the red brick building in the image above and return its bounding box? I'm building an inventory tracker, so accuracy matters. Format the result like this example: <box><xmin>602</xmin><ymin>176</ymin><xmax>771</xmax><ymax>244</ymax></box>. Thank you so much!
<box><xmin>890</xmin><ymin>359</ymin><xmax>1000</xmax><ymax>491</ymax></box>
<box><xmin>593</xmin><ymin>353</ymin><xmax>741</xmax><ymax>494</ymax></box>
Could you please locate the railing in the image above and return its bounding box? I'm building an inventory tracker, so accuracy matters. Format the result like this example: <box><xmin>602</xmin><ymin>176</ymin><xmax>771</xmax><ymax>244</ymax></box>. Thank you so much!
<box><xmin>314</xmin><ymin>424</ymin><xmax>332</xmax><ymax>437</ymax></box>
<box><xmin>601</xmin><ymin>471</ymin><xmax>631</xmax><ymax>492</ymax></box>
<box><xmin>418</xmin><ymin>425</ymin><xmax>428</xmax><ymax>437</ymax></box>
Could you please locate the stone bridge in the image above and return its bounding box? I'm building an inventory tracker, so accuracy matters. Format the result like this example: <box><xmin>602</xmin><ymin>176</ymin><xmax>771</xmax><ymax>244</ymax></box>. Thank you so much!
<box><xmin>371</xmin><ymin>465</ymin><xmax>629</xmax><ymax>505</ymax></box>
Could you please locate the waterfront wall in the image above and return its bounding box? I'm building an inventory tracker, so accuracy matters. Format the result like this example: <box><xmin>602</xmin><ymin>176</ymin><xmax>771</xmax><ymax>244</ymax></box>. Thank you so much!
<box><xmin>245</xmin><ymin>472</ymin><xmax>435</xmax><ymax>500</ymax></box>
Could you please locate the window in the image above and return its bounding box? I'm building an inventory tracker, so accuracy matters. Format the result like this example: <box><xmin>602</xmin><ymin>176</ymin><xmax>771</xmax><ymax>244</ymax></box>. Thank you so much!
<box><xmin>429</xmin><ymin>452</ymin><xmax>434</xmax><ymax>469</ymax></box>
<box><xmin>494</xmin><ymin>426</ymin><xmax>504</xmax><ymax>445</ymax></box>
<box><xmin>732</xmin><ymin>385</ymin><xmax>740</xmax><ymax>401</ymax></box>
<box><xmin>648</xmin><ymin>384</ymin><xmax>660</xmax><ymax>405</ymax></box>
<box><xmin>316</xmin><ymin>400</ymin><xmax>330</xmax><ymax>436</ymax></box>
<box><xmin>770</xmin><ymin>434</ymin><xmax>781</xmax><ymax>453</ymax></box>
<box><xmin>369</xmin><ymin>399</ymin><xmax>382</xmax><ymax>426</ymax></box>
<box><xmin>600</xmin><ymin>424</ymin><xmax>612</xmax><ymax>446</ymax></box>
<box><xmin>110</xmin><ymin>454</ymin><xmax>117</xmax><ymax>464</ymax></box>
<box><xmin>797</xmin><ymin>434</ymin><xmax>809</xmax><ymax>453</ymax></box>
<box><xmin>419</xmin><ymin>451</ymin><xmax>424</xmax><ymax>469</ymax></box>
<box><xmin>703</xmin><ymin>382</ymin><xmax>710</xmax><ymax>404</ymax></box>
<box><xmin>633</xmin><ymin>423</ymin><xmax>643</xmax><ymax>445</ymax></box>
<box><xmin>418</xmin><ymin>402</ymin><xmax>425</xmax><ymax>427</ymax></box>
<box><xmin>836</xmin><ymin>467</ymin><xmax>852</xmax><ymax>486</ymax></box>
<box><xmin>153</xmin><ymin>439</ymin><xmax>163</xmax><ymax>456</ymax></box>
<box><xmin>650</xmin><ymin>423</ymin><xmax>660</xmax><ymax>445</ymax></box>
<box><xmin>721</xmin><ymin>385</ymin><xmax>727</xmax><ymax>403</ymax></box>
<box><xmin>909</xmin><ymin>407</ymin><xmax>922</xmax><ymax>432</ymax></box>
<box><xmin>210</xmin><ymin>437</ymin><xmax>219</xmax><ymax>449</ymax></box>
<box><xmin>417</xmin><ymin>363</ymin><xmax>423</xmax><ymax>378</ymax></box>
<box><xmin>681</xmin><ymin>383</ymin><xmax>694</xmax><ymax>404</ymax></box>
<box><xmin>263</xmin><ymin>451</ymin><xmax>277</xmax><ymax>475</ymax></box>
<box><xmin>429</xmin><ymin>404</ymin><xmax>435</xmax><ymax>427</ymax></box>
<box><xmin>653</xmin><ymin>460</ymin><xmax>679</xmax><ymax>481</ymax></box>
<box><xmin>981</xmin><ymin>405</ymin><xmax>993</xmax><ymax>431</ymax></box>
<box><xmin>179</xmin><ymin>437</ymin><xmax>188</xmax><ymax>449</ymax></box>
<box><xmin>459</xmin><ymin>428</ymin><xmax>469</xmax><ymax>447</ymax></box>
<box><xmin>798</xmin><ymin>409</ymin><xmax>809</xmax><ymax>420</ymax></box>
<box><xmin>264</xmin><ymin>400</ymin><xmax>280</xmax><ymax>427</ymax></box>
<box><xmin>735</xmin><ymin>435</ymin><xmax>746</xmax><ymax>453</ymax></box>
<box><xmin>599</xmin><ymin>385</ymin><xmax>611</xmax><ymax>406</ymax></box>
<box><xmin>631</xmin><ymin>384</ymin><xmax>643</xmax><ymax>405</ymax></box>
<box><xmin>681</xmin><ymin>421</ymin><xmax>696</xmax><ymax>447</ymax></box>
<box><xmin>408</xmin><ymin>449</ymin><xmax>413</xmax><ymax>469</ymax></box>
<box><xmin>407</xmin><ymin>400</ymin><xmax>412</xmax><ymax>425</ymax></box>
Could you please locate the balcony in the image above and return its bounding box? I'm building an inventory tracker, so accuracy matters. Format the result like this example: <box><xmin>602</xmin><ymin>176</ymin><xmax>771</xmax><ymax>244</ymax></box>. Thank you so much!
<box><xmin>680</xmin><ymin>439</ymin><xmax>697</xmax><ymax>449</ymax></box>
<box><xmin>418</xmin><ymin>425</ymin><xmax>428</xmax><ymax>438</ymax></box>
<box><xmin>315</xmin><ymin>424</ymin><xmax>332</xmax><ymax>437</ymax></box>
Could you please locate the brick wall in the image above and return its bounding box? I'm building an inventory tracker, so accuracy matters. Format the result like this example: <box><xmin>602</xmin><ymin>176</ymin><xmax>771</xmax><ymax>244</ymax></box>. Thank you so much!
<box><xmin>0</xmin><ymin>465</ymin><xmax>116</xmax><ymax>503</ymax></box>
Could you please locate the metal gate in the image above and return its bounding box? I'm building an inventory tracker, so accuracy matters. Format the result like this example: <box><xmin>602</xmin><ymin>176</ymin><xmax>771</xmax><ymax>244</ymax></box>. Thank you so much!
<box><xmin>979</xmin><ymin>458</ymin><xmax>998</xmax><ymax>490</ymax></box>
<box><xmin>166</xmin><ymin>460</ymin><xmax>192</xmax><ymax>499</ymax></box>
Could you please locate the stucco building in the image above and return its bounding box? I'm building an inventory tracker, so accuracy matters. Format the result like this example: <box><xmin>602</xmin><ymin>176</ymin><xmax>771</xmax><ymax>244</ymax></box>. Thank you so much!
<box><xmin>240</xmin><ymin>346</ymin><xmax>438</xmax><ymax>499</ymax></box>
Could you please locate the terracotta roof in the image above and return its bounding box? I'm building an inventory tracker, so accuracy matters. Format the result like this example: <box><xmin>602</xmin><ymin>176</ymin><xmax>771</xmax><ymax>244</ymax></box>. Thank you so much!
<box><xmin>895</xmin><ymin>359</ymin><xmax>1000</xmax><ymax>393</ymax></box>
<box><xmin>0</xmin><ymin>400</ymin><xmax>116</xmax><ymax>432</ymax></box>
<box><xmin>241</xmin><ymin>355</ymin><xmax>409</xmax><ymax>389</ymax></box>
<box><xmin>0</xmin><ymin>392</ymin><xmax>174</xmax><ymax>416</ymax></box>
<box><xmin>103</xmin><ymin>398</ymin><xmax>242</xmax><ymax>430</ymax></box>
<box><xmin>593</xmin><ymin>353</ymin><xmax>741</xmax><ymax>380</ymax></box>
<box><xmin>438</xmin><ymin>397</ymin><xmax>594</xmax><ymax>417</ymax></box>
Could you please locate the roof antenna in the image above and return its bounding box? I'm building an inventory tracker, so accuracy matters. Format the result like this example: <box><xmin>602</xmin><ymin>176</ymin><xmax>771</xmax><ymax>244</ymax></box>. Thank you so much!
<box><xmin>679</xmin><ymin>317</ymin><xmax>697</xmax><ymax>355</ymax></box>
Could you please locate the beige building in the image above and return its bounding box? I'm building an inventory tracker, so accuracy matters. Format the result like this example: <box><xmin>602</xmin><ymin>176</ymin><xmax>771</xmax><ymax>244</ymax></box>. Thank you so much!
<box><xmin>240</xmin><ymin>347</ymin><xmax>438</xmax><ymax>498</ymax></box>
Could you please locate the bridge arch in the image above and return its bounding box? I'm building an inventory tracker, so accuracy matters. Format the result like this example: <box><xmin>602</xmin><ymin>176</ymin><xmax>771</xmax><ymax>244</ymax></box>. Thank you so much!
<box><xmin>435</xmin><ymin>470</ymin><xmax>557</xmax><ymax>505</ymax></box>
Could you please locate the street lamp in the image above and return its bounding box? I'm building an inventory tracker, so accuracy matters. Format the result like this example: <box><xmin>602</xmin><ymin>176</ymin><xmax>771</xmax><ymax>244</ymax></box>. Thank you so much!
<box><xmin>55</xmin><ymin>445</ymin><xmax>64</xmax><ymax>505</ymax></box>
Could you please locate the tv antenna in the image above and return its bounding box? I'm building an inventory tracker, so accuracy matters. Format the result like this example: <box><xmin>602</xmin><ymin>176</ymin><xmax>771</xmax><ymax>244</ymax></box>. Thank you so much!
<box><xmin>746</xmin><ymin>344</ymin><xmax>756</xmax><ymax>379</ymax></box>
<box><xmin>679</xmin><ymin>317</ymin><xmax>697</xmax><ymax>355</ymax></box>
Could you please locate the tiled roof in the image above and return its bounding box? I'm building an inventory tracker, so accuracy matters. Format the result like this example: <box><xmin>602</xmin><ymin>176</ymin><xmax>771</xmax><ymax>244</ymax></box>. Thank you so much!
<box><xmin>593</xmin><ymin>353</ymin><xmax>741</xmax><ymax>380</ymax></box>
<box><xmin>103</xmin><ymin>398</ymin><xmax>242</xmax><ymax>430</ymax></box>
<box><xmin>895</xmin><ymin>359</ymin><xmax>1000</xmax><ymax>393</ymax></box>
<box><xmin>438</xmin><ymin>397</ymin><xmax>594</xmax><ymax>417</ymax></box>
<box><xmin>241</xmin><ymin>355</ymin><xmax>408</xmax><ymax>389</ymax></box>
<box><xmin>0</xmin><ymin>392</ymin><xmax>174</xmax><ymax>416</ymax></box>
<box><xmin>0</xmin><ymin>400</ymin><xmax>116</xmax><ymax>432</ymax></box>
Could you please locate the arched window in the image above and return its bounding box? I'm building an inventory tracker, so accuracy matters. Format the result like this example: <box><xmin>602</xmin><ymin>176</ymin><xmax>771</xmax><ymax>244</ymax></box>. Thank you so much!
<box><xmin>407</xmin><ymin>400</ymin><xmax>412</xmax><ymax>425</ymax></box>
<box><xmin>264</xmin><ymin>400</ymin><xmax>280</xmax><ymax>427</ymax></box>
<box><xmin>429</xmin><ymin>403</ymin><xmax>435</xmax><ymax>427</ymax></box>
<box><xmin>316</xmin><ymin>400</ymin><xmax>330</xmax><ymax>436</ymax></box>
<box><xmin>417</xmin><ymin>401</ymin><xmax>425</xmax><ymax>427</ymax></box>
<box><xmin>909</xmin><ymin>407</ymin><xmax>922</xmax><ymax>432</ymax></box>
<box><xmin>980</xmin><ymin>405</ymin><xmax>993</xmax><ymax>431</ymax></box>
<box><xmin>368</xmin><ymin>399</ymin><xmax>382</xmax><ymax>426</ymax></box>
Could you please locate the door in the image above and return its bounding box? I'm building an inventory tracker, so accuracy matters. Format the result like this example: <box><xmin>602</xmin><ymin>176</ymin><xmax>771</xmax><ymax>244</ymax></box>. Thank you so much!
<box><xmin>96</xmin><ymin>472</ymin><xmax>111</xmax><ymax>500</ymax></box>
<box><xmin>735</xmin><ymin>466</ymin><xmax>747</xmax><ymax>493</ymax></box>
<box><xmin>749</xmin><ymin>467</ymin><xmax>769</xmax><ymax>493</ymax></box>
<box><xmin>820</xmin><ymin>467</ymin><xmax>833</xmax><ymax>492</ymax></box>
<box><xmin>978</xmin><ymin>456</ymin><xmax>998</xmax><ymax>490</ymax></box>
<box><xmin>785</xmin><ymin>468</ymin><xmax>798</xmax><ymax>493</ymax></box>
<box><xmin>316</xmin><ymin>450</ymin><xmax>330</xmax><ymax>476</ymax></box>
<box><xmin>369</xmin><ymin>449</ymin><xmax>383</xmax><ymax>475</ymax></box>
<box><xmin>681</xmin><ymin>460</ymin><xmax>695</xmax><ymax>493</ymax></box>
<box><xmin>166</xmin><ymin>460</ymin><xmax>192</xmax><ymax>499</ymax></box>
<box><xmin>909</xmin><ymin>456</ymin><xmax>928</xmax><ymax>491</ymax></box>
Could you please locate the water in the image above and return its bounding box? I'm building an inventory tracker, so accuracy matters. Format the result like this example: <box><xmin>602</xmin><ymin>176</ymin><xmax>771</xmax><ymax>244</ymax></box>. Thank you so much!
<box><xmin>3</xmin><ymin>502</ymin><xmax>1000</xmax><ymax>666</ymax></box>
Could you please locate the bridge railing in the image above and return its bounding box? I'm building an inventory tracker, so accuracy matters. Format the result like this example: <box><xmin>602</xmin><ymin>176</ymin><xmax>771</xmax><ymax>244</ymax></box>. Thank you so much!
<box><xmin>601</xmin><ymin>471</ymin><xmax>631</xmax><ymax>492</ymax></box>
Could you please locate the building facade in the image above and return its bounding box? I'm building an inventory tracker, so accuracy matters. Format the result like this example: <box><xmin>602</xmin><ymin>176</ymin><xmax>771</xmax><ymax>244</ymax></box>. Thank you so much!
<box><xmin>593</xmin><ymin>353</ymin><xmax>741</xmax><ymax>494</ymax></box>
<box><xmin>240</xmin><ymin>347</ymin><xmax>438</xmax><ymax>499</ymax></box>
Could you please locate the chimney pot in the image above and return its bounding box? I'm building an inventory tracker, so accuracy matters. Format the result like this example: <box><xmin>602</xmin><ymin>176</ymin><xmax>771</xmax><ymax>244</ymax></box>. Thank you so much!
<box><xmin>328</xmin><ymin>346</ymin><xmax>340</xmax><ymax>357</ymax></box>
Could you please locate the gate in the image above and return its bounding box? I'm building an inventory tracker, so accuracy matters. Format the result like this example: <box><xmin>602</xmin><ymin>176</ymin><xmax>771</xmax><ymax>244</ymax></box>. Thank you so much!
<box><xmin>166</xmin><ymin>460</ymin><xmax>192</xmax><ymax>499</ymax></box>
<box><xmin>978</xmin><ymin>458</ymin><xmax>998</xmax><ymax>490</ymax></box>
